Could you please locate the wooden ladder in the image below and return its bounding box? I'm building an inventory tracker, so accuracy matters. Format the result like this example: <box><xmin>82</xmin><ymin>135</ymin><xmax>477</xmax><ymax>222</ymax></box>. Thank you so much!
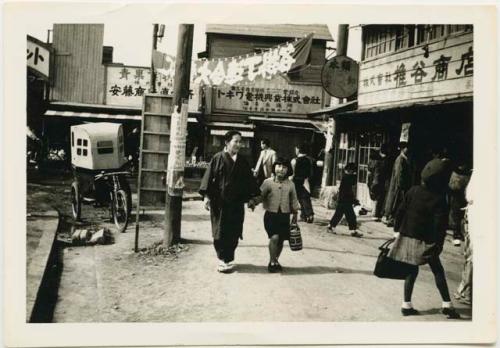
<box><xmin>134</xmin><ymin>94</ymin><xmax>173</xmax><ymax>252</ymax></box>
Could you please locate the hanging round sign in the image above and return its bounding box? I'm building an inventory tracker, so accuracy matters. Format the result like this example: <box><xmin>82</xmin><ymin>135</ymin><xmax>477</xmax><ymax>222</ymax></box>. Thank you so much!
<box><xmin>321</xmin><ymin>55</ymin><xmax>359</xmax><ymax>98</ymax></box>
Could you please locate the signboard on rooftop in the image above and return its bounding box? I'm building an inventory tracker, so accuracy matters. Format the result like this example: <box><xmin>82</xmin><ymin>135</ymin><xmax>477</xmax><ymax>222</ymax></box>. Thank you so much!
<box><xmin>105</xmin><ymin>65</ymin><xmax>200</xmax><ymax>112</ymax></box>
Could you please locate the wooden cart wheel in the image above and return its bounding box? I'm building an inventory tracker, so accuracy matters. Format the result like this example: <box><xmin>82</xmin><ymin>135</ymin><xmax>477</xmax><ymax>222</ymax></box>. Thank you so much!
<box><xmin>71</xmin><ymin>181</ymin><xmax>81</xmax><ymax>221</ymax></box>
<box><xmin>112</xmin><ymin>189</ymin><xmax>129</xmax><ymax>233</ymax></box>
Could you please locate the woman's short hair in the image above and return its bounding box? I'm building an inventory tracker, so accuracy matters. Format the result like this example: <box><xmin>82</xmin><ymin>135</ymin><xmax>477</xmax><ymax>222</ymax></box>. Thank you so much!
<box><xmin>224</xmin><ymin>130</ymin><xmax>242</xmax><ymax>143</ymax></box>
<box><xmin>296</xmin><ymin>143</ymin><xmax>308</xmax><ymax>154</ymax></box>
<box><xmin>261</xmin><ymin>138</ymin><xmax>270</xmax><ymax>147</ymax></box>
<box><xmin>272</xmin><ymin>157</ymin><xmax>290</xmax><ymax>175</ymax></box>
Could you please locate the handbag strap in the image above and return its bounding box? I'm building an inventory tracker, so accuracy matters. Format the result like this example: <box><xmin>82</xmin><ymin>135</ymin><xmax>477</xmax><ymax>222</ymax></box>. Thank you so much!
<box><xmin>379</xmin><ymin>237</ymin><xmax>396</xmax><ymax>250</ymax></box>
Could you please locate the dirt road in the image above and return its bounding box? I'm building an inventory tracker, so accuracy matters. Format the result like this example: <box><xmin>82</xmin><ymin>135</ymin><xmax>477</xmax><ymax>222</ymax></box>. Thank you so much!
<box><xmin>27</xmin><ymin>172</ymin><xmax>471</xmax><ymax>322</ymax></box>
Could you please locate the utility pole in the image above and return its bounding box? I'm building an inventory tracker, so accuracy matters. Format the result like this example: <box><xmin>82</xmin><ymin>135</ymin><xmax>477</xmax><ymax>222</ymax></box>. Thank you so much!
<box><xmin>164</xmin><ymin>24</ymin><xmax>194</xmax><ymax>247</ymax></box>
<box><xmin>330</xmin><ymin>24</ymin><xmax>349</xmax><ymax>185</ymax></box>
<box><xmin>150</xmin><ymin>24</ymin><xmax>159</xmax><ymax>93</ymax></box>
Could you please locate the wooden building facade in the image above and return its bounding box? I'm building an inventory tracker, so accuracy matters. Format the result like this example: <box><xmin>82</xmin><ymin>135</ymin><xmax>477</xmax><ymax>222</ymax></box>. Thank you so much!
<box><xmin>322</xmin><ymin>25</ymin><xmax>473</xmax><ymax>209</ymax></box>
<box><xmin>201</xmin><ymin>24</ymin><xmax>333</xmax><ymax>177</ymax></box>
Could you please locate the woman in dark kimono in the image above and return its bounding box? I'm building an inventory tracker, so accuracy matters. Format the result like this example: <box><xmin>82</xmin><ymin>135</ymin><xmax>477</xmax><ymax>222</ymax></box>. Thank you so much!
<box><xmin>199</xmin><ymin>130</ymin><xmax>260</xmax><ymax>273</ymax></box>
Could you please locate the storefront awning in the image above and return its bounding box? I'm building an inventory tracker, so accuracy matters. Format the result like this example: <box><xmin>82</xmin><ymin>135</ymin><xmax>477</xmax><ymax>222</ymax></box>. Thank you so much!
<box><xmin>248</xmin><ymin>116</ymin><xmax>325</xmax><ymax>133</ymax></box>
<box><xmin>44</xmin><ymin>110</ymin><xmax>198</xmax><ymax>123</ymax></box>
<box><xmin>210</xmin><ymin>129</ymin><xmax>254</xmax><ymax>138</ymax></box>
<box><xmin>339</xmin><ymin>96</ymin><xmax>473</xmax><ymax>117</ymax></box>
<box><xmin>205</xmin><ymin>121</ymin><xmax>254</xmax><ymax>129</ymax></box>
<box><xmin>307</xmin><ymin>100</ymin><xmax>358</xmax><ymax>118</ymax></box>
<box><xmin>44</xmin><ymin>110</ymin><xmax>141</xmax><ymax>121</ymax></box>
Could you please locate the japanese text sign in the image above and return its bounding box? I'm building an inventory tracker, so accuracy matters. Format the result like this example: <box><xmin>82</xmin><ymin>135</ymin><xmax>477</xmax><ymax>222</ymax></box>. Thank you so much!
<box><xmin>27</xmin><ymin>36</ymin><xmax>50</xmax><ymax>80</ymax></box>
<box><xmin>213</xmin><ymin>81</ymin><xmax>324</xmax><ymax>116</ymax></box>
<box><xmin>105</xmin><ymin>65</ymin><xmax>199</xmax><ymax>112</ymax></box>
<box><xmin>321</xmin><ymin>56</ymin><xmax>359</xmax><ymax>98</ymax></box>
<box><xmin>358</xmin><ymin>33</ymin><xmax>473</xmax><ymax>108</ymax></box>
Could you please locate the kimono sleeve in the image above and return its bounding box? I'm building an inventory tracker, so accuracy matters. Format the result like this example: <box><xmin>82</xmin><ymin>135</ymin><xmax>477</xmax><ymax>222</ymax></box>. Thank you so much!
<box><xmin>199</xmin><ymin>156</ymin><xmax>216</xmax><ymax>199</ymax></box>
<box><xmin>244</xmin><ymin>159</ymin><xmax>260</xmax><ymax>200</ymax></box>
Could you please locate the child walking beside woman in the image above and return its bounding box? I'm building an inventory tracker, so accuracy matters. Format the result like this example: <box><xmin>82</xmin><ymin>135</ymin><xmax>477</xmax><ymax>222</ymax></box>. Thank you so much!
<box><xmin>249</xmin><ymin>158</ymin><xmax>300</xmax><ymax>273</ymax></box>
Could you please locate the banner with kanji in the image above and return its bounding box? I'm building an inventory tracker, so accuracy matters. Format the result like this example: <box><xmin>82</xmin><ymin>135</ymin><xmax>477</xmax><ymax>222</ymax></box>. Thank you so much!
<box><xmin>152</xmin><ymin>33</ymin><xmax>314</xmax><ymax>87</ymax></box>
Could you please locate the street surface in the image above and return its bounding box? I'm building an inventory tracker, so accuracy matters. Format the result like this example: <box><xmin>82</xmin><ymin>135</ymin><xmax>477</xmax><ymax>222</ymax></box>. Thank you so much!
<box><xmin>27</xmin><ymin>171</ymin><xmax>472</xmax><ymax>322</ymax></box>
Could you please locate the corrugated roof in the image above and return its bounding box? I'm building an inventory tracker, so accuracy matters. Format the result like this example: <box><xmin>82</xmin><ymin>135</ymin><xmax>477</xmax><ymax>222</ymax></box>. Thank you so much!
<box><xmin>206</xmin><ymin>24</ymin><xmax>333</xmax><ymax>41</ymax></box>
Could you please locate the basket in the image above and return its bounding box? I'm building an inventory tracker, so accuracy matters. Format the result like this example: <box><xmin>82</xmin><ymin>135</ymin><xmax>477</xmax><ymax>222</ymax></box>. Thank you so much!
<box><xmin>289</xmin><ymin>223</ymin><xmax>303</xmax><ymax>251</ymax></box>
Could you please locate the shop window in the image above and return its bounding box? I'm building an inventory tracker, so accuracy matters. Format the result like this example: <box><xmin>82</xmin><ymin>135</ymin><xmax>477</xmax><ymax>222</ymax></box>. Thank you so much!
<box><xmin>415</xmin><ymin>25</ymin><xmax>471</xmax><ymax>46</ymax></box>
<box><xmin>364</xmin><ymin>25</ymin><xmax>414</xmax><ymax>59</ymax></box>
<box><xmin>97</xmin><ymin>140</ymin><xmax>114</xmax><ymax>154</ymax></box>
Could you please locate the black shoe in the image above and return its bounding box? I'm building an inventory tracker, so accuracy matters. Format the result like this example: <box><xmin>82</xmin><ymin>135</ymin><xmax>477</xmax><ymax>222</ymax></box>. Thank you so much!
<box><xmin>401</xmin><ymin>307</ymin><xmax>420</xmax><ymax>316</ymax></box>
<box><xmin>268</xmin><ymin>263</ymin><xmax>278</xmax><ymax>273</ymax></box>
<box><xmin>274</xmin><ymin>262</ymin><xmax>283</xmax><ymax>272</ymax></box>
<box><xmin>442</xmin><ymin>307</ymin><xmax>461</xmax><ymax>319</ymax></box>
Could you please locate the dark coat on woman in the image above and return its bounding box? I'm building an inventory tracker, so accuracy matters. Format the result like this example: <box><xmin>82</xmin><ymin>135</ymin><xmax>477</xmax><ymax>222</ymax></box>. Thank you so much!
<box><xmin>384</xmin><ymin>152</ymin><xmax>411</xmax><ymax>218</ymax></box>
<box><xmin>368</xmin><ymin>153</ymin><xmax>390</xmax><ymax>201</ymax></box>
<box><xmin>199</xmin><ymin>151</ymin><xmax>259</xmax><ymax>240</ymax></box>
<box><xmin>388</xmin><ymin>184</ymin><xmax>449</xmax><ymax>265</ymax></box>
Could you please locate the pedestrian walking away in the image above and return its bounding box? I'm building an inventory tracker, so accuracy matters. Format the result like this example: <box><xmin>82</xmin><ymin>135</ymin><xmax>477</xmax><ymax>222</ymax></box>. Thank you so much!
<box><xmin>253</xmin><ymin>138</ymin><xmax>277</xmax><ymax>186</ymax></box>
<box><xmin>384</xmin><ymin>142</ymin><xmax>412</xmax><ymax>227</ymax></box>
<box><xmin>367</xmin><ymin>143</ymin><xmax>390</xmax><ymax>221</ymax></box>
<box><xmin>290</xmin><ymin>143</ymin><xmax>315</xmax><ymax>223</ymax></box>
<box><xmin>199</xmin><ymin>130</ymin><xmax>260</xmax><ymax>274</ymax></box>
<box><xmin>388</xmin><ymin>159</ymin><xmax>461</xmax><ymax>319</ymax></box>
<box><xmin>250</xmin><ymin>157</ymin><xmax>300</xmax><ymax>273</ymax></box>
<box><xmin>448</xmin><ymin>160</ymin><xmax>471</xmax><ymax>246</ymax></box>
<box><xmin>327</xmin><ymin>162</ymin><xmax>363</xmax><ymax>238</ymax></box>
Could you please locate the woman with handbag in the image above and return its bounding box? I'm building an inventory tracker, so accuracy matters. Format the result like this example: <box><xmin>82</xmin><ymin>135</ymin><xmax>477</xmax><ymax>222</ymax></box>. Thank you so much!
<box><xmin>388</xmin><ymin>158</ymin><xmax>460</xmax><ymax>319</ymax></box>
<box><xmin>249</xmin><ymin>157</ymin><xmax>300</xmax><ymax>273</ymax></box>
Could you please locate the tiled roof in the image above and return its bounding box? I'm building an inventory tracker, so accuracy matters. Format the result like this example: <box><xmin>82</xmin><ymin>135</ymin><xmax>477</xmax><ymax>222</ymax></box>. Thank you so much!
<box><xmin>206</xmin><ymin>24</ymin><xmax>333</xmax><ymax>41</ymax></box>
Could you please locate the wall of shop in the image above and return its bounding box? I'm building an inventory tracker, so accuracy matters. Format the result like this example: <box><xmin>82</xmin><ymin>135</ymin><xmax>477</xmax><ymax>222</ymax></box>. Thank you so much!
<box><xmin>51</xmin><ymin>24</ymin><xmax>106</xmax><ymax>104</ymax></box>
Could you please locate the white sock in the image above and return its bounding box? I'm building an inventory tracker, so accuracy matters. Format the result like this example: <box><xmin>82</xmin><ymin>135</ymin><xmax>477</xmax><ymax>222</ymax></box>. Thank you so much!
<box><xmin>402</xmin><ymin>301</ymin><xmax>413</xmax><ymax>309</ymax></box>
<box><xmin>442</xmin><ymin>301</ymin><xmax>452</xmax><ymax>308</ymax></box>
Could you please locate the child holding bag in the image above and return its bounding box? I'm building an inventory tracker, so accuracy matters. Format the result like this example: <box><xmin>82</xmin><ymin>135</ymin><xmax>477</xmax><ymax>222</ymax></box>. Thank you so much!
<box><xmin>249</xmin><ymin>158</ymin><xmax>300</xmax><ymax>273</ymax></box>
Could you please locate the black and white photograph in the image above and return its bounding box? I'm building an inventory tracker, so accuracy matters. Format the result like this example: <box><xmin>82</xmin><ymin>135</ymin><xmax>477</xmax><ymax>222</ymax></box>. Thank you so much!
<box><xmin>3</xmin><ymin>2</ymin><xmax>498</xmax><ymax>347</ymax></box>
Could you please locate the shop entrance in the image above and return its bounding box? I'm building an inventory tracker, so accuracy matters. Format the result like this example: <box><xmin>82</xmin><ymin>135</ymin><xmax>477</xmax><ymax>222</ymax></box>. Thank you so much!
<box><xmin>356</xmin><ymin>132</ymin><xmax>384</xmax><ymax>210</ymax></box>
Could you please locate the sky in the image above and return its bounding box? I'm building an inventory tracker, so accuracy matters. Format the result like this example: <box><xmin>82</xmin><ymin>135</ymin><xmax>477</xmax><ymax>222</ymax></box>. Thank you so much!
<box><xmin>27</xmin><ymin>21</ymin><xmax>362</xmax><ymax>67</ymax></box>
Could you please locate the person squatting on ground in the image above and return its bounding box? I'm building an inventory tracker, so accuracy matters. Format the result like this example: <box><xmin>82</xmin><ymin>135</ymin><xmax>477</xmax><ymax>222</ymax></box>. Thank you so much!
<box><xmin>249</xmin><ymin>158</ymin><xmax>300</xmax><ymax>273</ymax></box>
<box><xmin>253</xmin><ymin>138</ymin><xmax>277</xmax><ymax>186</ymax></box>
<box><xmin>388</xmin><ymin>159</ymin><xmax>461</xmax><ymax>319</ymax></box>
<box><xmin>199</xmin><ymin>130</ymin><xmax>260</xmax><ymax>274</ymax></box>
<box><xmin>327</xmin><ymin>163</ymin><xmax>363</xmax><ymax>238</ymax></box>
<box><xmin>448</xmin><ymin>161</ymin><xmax>471</xmax><ymax>246</ymax></box>
<box><xmin>367</xmin><ymin>144</ymin><xmax>390</xmax><ymax>221</ymax></box>
<box><xmin>290</xmin><ymin>143</ymin><xmax>315</xmax><ymax>223</ymax></box>
<box><xmin>384</xmin><ymin>142</ymin><xmax>412</xmax><ymax>228</ymax></box>
<box><xmin>454</xmin><ymin>171</ymin><xmax>474</xmax><ymax>305</ymax></box>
